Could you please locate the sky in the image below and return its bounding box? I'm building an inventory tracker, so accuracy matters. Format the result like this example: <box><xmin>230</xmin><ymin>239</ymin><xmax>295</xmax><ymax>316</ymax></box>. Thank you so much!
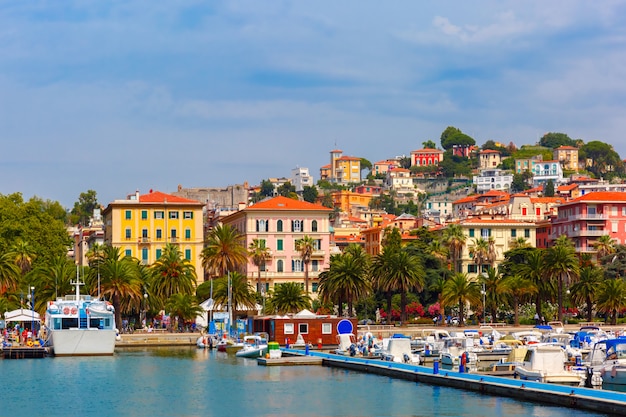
<box><xmin>2</xmin><ymin>1</ymin><xmax>626</xmax><ymax>209</ymax></box>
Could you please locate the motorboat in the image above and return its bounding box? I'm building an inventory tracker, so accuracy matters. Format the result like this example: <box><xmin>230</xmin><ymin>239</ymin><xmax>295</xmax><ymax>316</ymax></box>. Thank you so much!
<box><xmin>514</xmin><ymin>344</ymin><xmax>585</xmax><ymax>385</ymax></box>
<box><xmin>439</xmin><ymin>336</ymin><xmax>477</xmax><ymax>371</ymax></box>
<box><xmin>45</xmin><ymin>279</ymin><xmax>116</xmax><ymax>356</ymax></box>
<box><xmin>236</xmin><ymin>334</ymin><xmax>268</xmax><ymax>358</ymax></box>
<box><xmin>196</xmin><ymin>334</ymin><xmax>217</xmax><ymax>349</ymax></box>
<box><xmin>216</xmin><ymin>336</ymin><xmax>244</xmax><ymax>353</ymax></box>
<box><xmin>586</xmin><ymin>337</ymin><xmax>626</xmax><ymax>386</ymax></box>
<box><xmin>380</xmin><ymin>334</ymin><xmax>422</xmax><ymax>364</ymax></box>
<box><xmin>334</xmin><ymin>333</ymin><xmax>357</xmax><ymax>356</ymax></box>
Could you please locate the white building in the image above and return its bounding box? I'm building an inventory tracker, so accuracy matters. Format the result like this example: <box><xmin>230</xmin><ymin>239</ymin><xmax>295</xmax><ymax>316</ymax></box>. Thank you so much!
<box><xmin>291</xmin><ymin>167</ymin><xmax>314</xmax><ymax>192</ymax></box>
<box><xmin>473</xmin><ymin>169</ymin><xmax>513</xmax><ymax>193</ymax></box>
<box><xmin>532</xmin><ymin>160</ymin><xmax>565</xmax><ymax>187</ymax></box>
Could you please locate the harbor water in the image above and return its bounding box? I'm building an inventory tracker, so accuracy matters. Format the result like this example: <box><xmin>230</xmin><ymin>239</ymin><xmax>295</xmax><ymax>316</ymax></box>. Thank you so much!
<box><xmin>1</xmin><ymin>347</ymin><xmax>611</xmax><ymax>417</ymax></box>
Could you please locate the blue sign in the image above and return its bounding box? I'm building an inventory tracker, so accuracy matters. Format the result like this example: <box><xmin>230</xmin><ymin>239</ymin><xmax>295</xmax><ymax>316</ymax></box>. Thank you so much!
<box><xmin>337</xmin><ymin>319</ymin><xmax>353</xmax><ymax>335</ymax></box>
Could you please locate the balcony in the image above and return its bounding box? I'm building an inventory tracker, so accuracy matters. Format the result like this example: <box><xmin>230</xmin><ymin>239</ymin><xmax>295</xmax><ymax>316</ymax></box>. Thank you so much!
<box><xmin>169</xmin><ymin>237</ymin><xmax>178</xmax><ymax>243</ymax></box>
<box><xmin>138</xmin><ymin>237</ymin><xmax>151</xmax><ymax>244</ymax></box>
<box><xmin>570</xmin><ymin>230</ymin><xmax>606</xmax><ymax>237</ymax></box>
<box><xmin>578</xmin><ymin>213</ymin><xmax>608</xmax><ymax>220</ymax></box>
<box><xmin>311</xmin><ymin>250</ymin><xmax>325</xmax><ymax>257</ymax></box>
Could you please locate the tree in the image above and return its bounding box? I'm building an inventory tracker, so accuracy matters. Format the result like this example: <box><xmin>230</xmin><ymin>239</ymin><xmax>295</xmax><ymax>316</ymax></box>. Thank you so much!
<box><xmin>302</xmin><ymin>186</ymin><xmax>318</xmax><ymax>203</ymax></box>
<box><xmin>570</xmin><ymin>266</ymin><xmax>603</xmax><ymax>322</ymax></box>
<box><xmin>596</xmin><ymin>278</ymin><xmax>626</xmax><ymax>325</ymax></box>
<box><xmin>539</xmin><ymin>132</ymin><xmax>575</xmax><ymax>149</ymax></box>
<box><xmin>442</xmin><ymin>131</ymin><xmax>476</xmax><ymax>152</ymax></box>
<box><xmin>511</xmin><ymin>172</ymin><xmax>532</xmax><ymax>193</ymax></box>
<box><xmin>469</xmin><ymin>237</ymin><xmax>496</xmax><ymax>276</ymax></box>
<box><xmin>508</xmin><ymin>247</ymin><xmax>548</xmax><ymax>320</ymax></box>
<box><xmin>440</xmin><ymin>126</ymin><xmax>461</xmax><ymax>149</ymax></box>
<box><xmin>201</xmin><ymin>224</ymin><xmax>248</xmax><ymax>279</ymax></box>
<box><xmin>259</xmin><ymin>179</ymin><xmax>275</xmax><ymax>197</ymax></box>
<box><xmin>371</xmin><ymin>248</ymin><xmax>424</xmax><ymax>323</ymax></box>
<box><xmin>70</xmin><ymin>189</ymin><xmax>99</xmax><ymax>226</ymax></box>
<box><xmin>441</xmin><ymin>273</ymin><xmax>481</xmax><ymax>327</ymax></box>
<box><xmin>266</xmin><ymin>282</ymin><xmax>311</xmax><ymax>315</ymax></box>
<box><xmin>31</xmin><ymin>255</ymin><xmax>76</xmax><ymax>308</ymax></box>
<box><xmin>545</xmin><ymin>236</ymin><xmax>580</xmax><ymax>322</ymax></box>
<box><xmin>150</xmin><ymin>243</ymin><xmax>197</xmax><ymax>302</ymax></box>
<box><xmin>481</xmin><ymin>267</ymin><xmax>507</xmax><ymax>323</ymax></box>
<box><xmin>582</xmin><ymin>141</ymin><xmax>625</xmax><ymax>179</ymax></box>
<box><xmin>212</xmin><ymin>272</ymin><xmax>256</xmax><ymax>317</ymax></box>
<box><xmin>360</xmin><ymin>158</ymin><xmax>372</xmax><ymax>171</ymax></box>
<box><xmin>295</xmin><ymin>235</ymin><xmax>316</xmax><ymax>295</ymax></box>
<box><xmin>277</xmin><ymin>182</ymin><xmax>296</xmax><ymax>197</ymax></box>
<box><xmin>502</xmin><ymin>274</ymin><xmax>537</xmax><ymax>326</ymax></box>
<box><xmin>0</xmin><ymin>252</ymin><xmax>20</xmax><ymax>296</ymax></box>
<box><xmin>443</xmin><ymin>224</ymin><xmax>466</xmax><ymax>273</ymax></box>
<box><xmin>398</xmin><ymin>156</ymin><xmax>411</xmax><ymax>169</ymax></box>
<box><xmin>165</xmin><ymin>293</ymin><xmax>203</xmax><ymax>332</ymax></box>
<box><xmin>422</xmin><ymin>140</ymin><xmax>437</xmax><ymax>149</ymax></box>
<box><xmin>248</xmin><ymin>239</ymin><xmax>271</xmax><ymax>294</ymax></box>
<box><xmin>10</xmin><ymin>239</ymin><xmax>36</xmax><ymax>276</ymax></box>
<box><xmin>594</xmin><ymin>235</ymin><xmax>616</xmax><ymax>264</ymax></box>
<box><xmin>544</xmin><ymin>179</ymin><xmax>555</xmax><ymax>197</ymax></box>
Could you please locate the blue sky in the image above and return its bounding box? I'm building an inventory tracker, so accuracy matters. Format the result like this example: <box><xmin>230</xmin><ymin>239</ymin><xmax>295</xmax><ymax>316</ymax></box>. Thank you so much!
<box><xmin>2</xmin><ymin>1</ymin><xmax>626</xmax><ymax>208</ymax></box>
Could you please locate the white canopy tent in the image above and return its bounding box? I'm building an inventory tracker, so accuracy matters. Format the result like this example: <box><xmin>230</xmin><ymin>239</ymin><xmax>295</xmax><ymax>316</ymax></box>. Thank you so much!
<box><xmin>4</xmin><ymin>308</ymin><xmax>41</xmax><ymax>322</ymax></box>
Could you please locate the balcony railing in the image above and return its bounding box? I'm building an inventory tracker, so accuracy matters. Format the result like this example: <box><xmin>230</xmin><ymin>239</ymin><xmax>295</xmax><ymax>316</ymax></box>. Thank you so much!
<box><xmin>570</xmin><ymin>230</ymin><xmax>606</xmax><ymax>237</ymax></box>
<box><xmin>311</xmin><ymin>250</ymin><xmax>325</xmax><ymax>257</ymax></box>
<box><xmin>139</xmin><ymin>237</ymin><xmax>150</xmax><ymax>243</ymax></box>
<box><xmin>578</xmin><ymin>213</ymin><xmax>608</xmax><ymax>220</ymax></box>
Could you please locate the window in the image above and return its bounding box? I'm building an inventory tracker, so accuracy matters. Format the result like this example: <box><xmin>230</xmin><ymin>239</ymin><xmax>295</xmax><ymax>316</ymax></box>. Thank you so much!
<box><xmin>468</xmin><ymin>264</ymin><xmax>477</xmax><ymax>273</ymax></box>
<box><xmin>292</xmin><ymin>259</ymin><xmax>303</xmax><ymax>272</ymax></box>
<box><xmin>141</xmin><ymin>210</ymin><xmax>148</xmax><ymax>220</ymax></box>
<box><xmin>169</xmin><ymin>211</ymin><xmax>179</xmax><ymax>219</ymax></box>
<box><xmin>284</xmin><ymin>323</ymin><xmax>294</xmax><ymax>335</ymax></box>
<box><xmin>622</xmin><ymin>207</ymin><xmax>626</xmax><ymax>216</ymax></box>
<box><xmin>171</xmin><ymin>229</ymin><xmax>177</xmax><ymax>239</ymax></box>
<box><xmin>156</xmin><ymin>229</ymin><xmax>162</xmax><ymax>239</ymax></box>
<box><xmin>469</xmin><ymin>229</ymin><xmax>475</xmax><ymax>238</ymax></box>
<box><xmin>536</xmin><ymin>207</ymin><xmax>541</xmax><ymax>216</ymax></box>
<box><xmin>322</xmin><ymin>323</ymin><xmax>332</xmax><ymax>334</ymax></box>
<box><xmin>311</xmin><ymin>260</ymin><xmax>319</xmax><ymax>272</ymax></box>
<box><xmin>125</xmin><ymin>229</ymin><xmax>132</xmax><ymax>239</ymax></box>
<box><xmin>277</xmin><ymin>239</ymin><xmax>283</xmax><ymax>251</ymax></box>
<box><xmin>292</xmin><ymin>219</ymin><xmax>303</xmax><ymax>232</ymax></box>
<box><xmin>185</xmin><ymin>249</ymin><xmax>191</xmax><ymax>260</ymax></box>
<box><xmin>256</xmin><ymin>219</ymin><xmax>268</xmax><ymax>232</ymax></box>
<box><xmin>183</xmin><ymin>211</ymin><xmax>193</xmax><ymax>219</ymax></box>
<box><xmin>185</xmin><ymin>229</ymin><xmax>191</xmax><ymax>239</ymax></box>
<box><xmin>125</xmin><ymin>249</ymin><xmax>132</xmax><ymax>257</ymax></box>
<box><xmin>311</xmin><ymin>220</ymin><xmax>318</xmax><ymax>232</ymax></box>
<box><xmin>312</xmin><ymin>282</ymin><xmax>319</xmax><ymax>293</ymax></box>
<box><xmin>154</xmin><ymin>211</ymin><xmax>164</xmax><ymax>219</ymax></box>
<box><xmin>277</xmin><ymin>220</ymin><xmax>283</xmax><ymax>232</ymax></box>
<box><xmin>612</xmin><ymin>222</ymin><xmax>618</xmax><ymax>233</ymax></box>
<box><xmin>277</xmin><ymin>260</ymin><xmax>284</xmax><ymax>273</ymax></box>
<box><xmin>522</xmin><ymin>207</ymin><xmax>527</xmax><ymax>216</ymax></box>
<box><xmin>125</xmin><ymin>210</ymin><xmax>131</xmax><ymax>220</ymax></box>
<box><xmin>258</xmin><ymin>239</ymin><xmax>266</xmax><ymax>248</ymax></box>
<box><xmin>481</xmin><ymin>228</ymin><xmax>491</xmax><ymax>238</ymax></box>
<box><xmin>524</xmin><ymin>229</ymin><xmax>530</xmax><ymax>238</ymax></box>
<box><xmin>612</xmin><ymin>207</ymin><xmax>618</xmax><ymax>216</ymax></box>
<box><xmin>142</xmin><ymin>229</ymin><xmax>148</xmax><ymax>238</ymax></box>
<box><xmin>156</xmin><ymin>249</ymin><xmax>162</xmax><ymax>259</ymax></box>
<box><xmin>511</xmin><ymin>229</ymin><xmax>517</xmax><ymax>238</ymax></box>
<box><xmin>298</xmin><ymin>323</ymin><xmax>309</xmax><ymax>335</ymax></box>
<box><xmin>141</xmin><ymin>248</ymin><xmax>148</xmax><ymax>263</ymax></box>
<box><xmin>313</xmin><ymin>239</ymin><xmax>321</xmax><ymax>250</ymax></box>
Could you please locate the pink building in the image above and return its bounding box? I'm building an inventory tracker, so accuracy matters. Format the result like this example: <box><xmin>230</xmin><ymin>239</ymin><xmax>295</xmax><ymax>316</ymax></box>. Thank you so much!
<box><xmin>550</xmin><ymin>192</ymin><xmax>626</xmax><ymax>254</ymax></box>
<box><xmin>373</xmin><ymin>159</ymin><xmax>400</xmax><ymax>176</ymax></box>
<box><xmin>410</xmin><ymin>148</ymin><xmax>444</xmax><ymax>167</ymax></box>
<box><xmin>220</xmin><ymin>196</ymin><xmax>332</xmax><ymax>295</ymax></box>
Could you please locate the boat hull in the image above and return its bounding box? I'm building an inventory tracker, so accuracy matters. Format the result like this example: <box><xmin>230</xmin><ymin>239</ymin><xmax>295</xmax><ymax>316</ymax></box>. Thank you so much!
<box><xmin>50</xmin><ymin>329</ymin><xmax>116</xmax><ymax>356</ymax></box>
<box><xmin>236</xmin><ymin>347</ymin><xmax>268</xmax><ymax>358</ymax></box>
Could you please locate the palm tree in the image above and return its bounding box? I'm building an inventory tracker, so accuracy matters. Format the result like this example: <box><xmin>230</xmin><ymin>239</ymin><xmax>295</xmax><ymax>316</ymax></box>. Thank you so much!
<box><xmin>0</xmin><ymin>252</ymin><xmax>21</xmax><ymax>295</ymax></box>
<box><xmin>469</xmin><ymin>237</ymin><xmax>495</xmax><ymax>277</ymax></box>
<box><xmin>509</xmin><ymin>237</ymin><xmax>531</xmax><ymax>250</ymax></box>
<box><xmin>596</xmin><ymin>278</ymin><xmax>626</xmax><ymax>325</ymax></box>
<box><xmin>212</xmin><ymin>272</ymin><xmax>256</xmax><ymax>317</ymax></box>
<box><xmin>502</xmin><ymin>274</ymin><xmax>537</xmax><ymax>326</ymax></box>
<box><xmin>545</xmin><ymin>236</ymin><xmax>580</xmax><ymax>322</ymax></box>
<box><xmin>443</xmin><ymin>224</ymin><xmax>466</xmax><ymax>273</ymax></box>
<box><xmin>30</xmin><ymin>255</ymin><xmax>76</xmax><ymax>307</ymax></box>
<box><xmin>513</xmin><ymin>248</ymin><xmax>549</xmax><ymax>321</ymax></box>
<box><xmin>570</xmin><ymin>266</ymin><xmax>603</xmax><ymax>322</ymax></box>
<box><xmin>427</xmin><ymin>239</ymin><xmax>449</xmax><ymax>266</ymax></box>
<box><xmin>318</xmin><ymin>244</ymin><xmax>371</xmax><ymax>317</ymax></box>
<box><xmin>248</xmin><ymin>239</ymin><xmax>271</xmax><ymax>294</ymax></box>
<box><xmin>10</xmin><ymin>239</ymin><xmax>36</xmax><ymax>277</ymax></box>
<box><xmin>98</xmin><ymin>246</ymin><xmax>143</xmax><ymax>328</ymax></box>
<box><xmin>295</xmin><ymin>235</ymin><xmax>316</xmax><ymax>296</ymax></box>
<box><xmin>594</xmin><ymin>235</ymin><xmax>616</xmax><ymax>264</ymax></box>
<box><xmin>266</xmin><ymin>282</ymin><xmax>311</xmax><ymax>315</ymax></box>
<box><xmin>201</xmin><ymin>224</ymin><xmax>248</xmax><ymax>279</ymax></box>
<box><xmin>165</xmin><ymin>293</ymin><xmax>203</xmax><ymax>332</ymax></box>
<box><xmin>440</xmin><ymin>273</ymin><xmax>481</xmax><ymax>327</ymax></box>
<box><xmin>371</xmin><ymin>248</ymin><xmax>424</xmax><ymax>323</ymax></box>
<box><xmin>150</xmin><ymin>243</ymin><xmax>197</xmax><ymax>303</ymax></box>
<box><xmin>481</xmin><ymin>267</ymin><xmax>507</xmax><ymax>323</ymax></box>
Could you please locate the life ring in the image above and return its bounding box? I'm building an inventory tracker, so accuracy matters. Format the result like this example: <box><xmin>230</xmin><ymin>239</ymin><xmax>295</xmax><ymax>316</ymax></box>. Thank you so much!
<box><xmin>27</xmin><ymin>340</ymin><xmax>34</xmax><ymax>347</ymax></box>
<box><xmin>63</xmin><ymin>307</ymin><xmax>70</xmax><ymax>315</ymax></box>
<box><xmin>71</xmin><ymin>307</ymin><xmax>77</xmax><ymax>315</ymax></box>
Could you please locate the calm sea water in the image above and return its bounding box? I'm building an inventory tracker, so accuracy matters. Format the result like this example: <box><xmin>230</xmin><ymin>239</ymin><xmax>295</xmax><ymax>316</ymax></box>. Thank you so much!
<box><xmin>1</xmin><ymin>347</ymin><xmax>610</xmax><ymax>417</ymax></box>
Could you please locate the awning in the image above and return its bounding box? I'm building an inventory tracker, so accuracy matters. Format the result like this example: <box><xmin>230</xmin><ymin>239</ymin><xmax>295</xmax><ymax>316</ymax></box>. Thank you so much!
<box><xmin>4</xmin><ymin>308</ymin><xmax>41</xmax><ymax>322</ymax></box>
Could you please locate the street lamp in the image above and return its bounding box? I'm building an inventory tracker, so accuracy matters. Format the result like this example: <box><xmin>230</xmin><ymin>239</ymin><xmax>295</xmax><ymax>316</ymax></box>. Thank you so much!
<box><xmin>481</xmin><ymin>283</ymin><xmax>486</xmax><ymax>325</ymax></box>
<box><xmin>27</xmin><ymin>286</ymin><xmax>35</xmax><ymax>341</ymax></box>
<box><xmin>143</xmin><ymin>292</ymin><xmax>148</xmax><ymax>328</ymax></box>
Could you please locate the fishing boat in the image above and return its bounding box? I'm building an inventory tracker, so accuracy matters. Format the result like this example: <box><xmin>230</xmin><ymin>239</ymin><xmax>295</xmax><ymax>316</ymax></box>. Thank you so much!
<box><xmin>235</xmin><ymin>334</ymin><xmax>268</xmax><ymax>358</ymax></box>
<box><xmin>45</xmin><ymin>279</ymin><xmax>117</xmax><ymax>356</ymax></box>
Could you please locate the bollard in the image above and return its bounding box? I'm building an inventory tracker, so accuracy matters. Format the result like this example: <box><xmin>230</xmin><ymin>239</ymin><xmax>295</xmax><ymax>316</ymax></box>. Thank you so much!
<box><xmin>433</xmin><ymin>359</ymin><xmax>439</xmax><ymax>374</ymax></box>
<box><xmin>305</xmin><ymin>343</ymin><xmax>310</xmax><ymax>355</ymax></box>
<box><xmin>459</xmin><ymin>355</ymin><xmax>465</xmax><ymax>373</ymax></box>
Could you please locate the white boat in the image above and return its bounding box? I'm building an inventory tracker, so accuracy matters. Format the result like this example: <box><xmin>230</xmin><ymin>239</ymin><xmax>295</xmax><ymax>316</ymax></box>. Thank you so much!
<box><xmin>45</xmin><ymin>279</ymin><xmax>116</xmax><ymax>356</ymax></box>
<box><xmin>334</xmin><ymin>333</ymin><xmax>357</xmax><ymax>356</ymax></box>
<box><xmin>196</xmin><ymin>334</ymin><xmax>217</xmax><ymax>349</ymax></box>
<box><xmin>514</xmin><ymin>344</ymin><xmax>584</xmax><ymax>385</ymax></box>
<box><xmin>380</xmin><ymin>335</ymin><xmax>422</xmax><ymax>364</ymax></box>
<box><xmin>236</xmin><ymin>334</ymin><xmax>268</xmax><ymax>358</ymax></box>
<box><xmin>439</xmin><ymin>336</ymin><xmax>477</xmax><ymax>371</ymax></box>
<box><xmin>586</xmin><ymin>337</ymin><xmax>626</xmax><ymax>386</ymax></box>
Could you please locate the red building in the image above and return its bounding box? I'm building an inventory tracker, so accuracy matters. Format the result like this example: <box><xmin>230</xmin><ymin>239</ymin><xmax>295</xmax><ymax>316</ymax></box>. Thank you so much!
<box><xmin>410</xmin><ymin>148</ymin><xmax>444</xmax><ymax>167</ymax></box>
<box><xmin>252</xmin><ymin>315</ymin><xmax>358</xmax><ymax>347</ymax></box>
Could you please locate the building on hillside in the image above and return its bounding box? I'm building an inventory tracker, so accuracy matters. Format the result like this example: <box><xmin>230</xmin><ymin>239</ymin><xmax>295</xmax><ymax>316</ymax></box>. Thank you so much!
<box><xmin>72</xmin><ymin>208</ymin><xmax>105</xmax><ymax>267</ymax></box>
<box><xmin>410</xmin><ymin>148</ymin><xmax>444</xmax><ymax>167</ymax></box>
<box><xmin>291</xmin><ymin>167</ymin><xmax>313</xmax><ymax>192</ymax></box>
<box><xmin>172</xmin><ymin>183</ymin><xmax>249</xmax><ymax>211</ymax></box>
<box><xmin>452</xmin><ymin>144</ymin><xmax>474</xmax><ymax>158</ymax></box>
<box><xmin>478</xmin><ymin>149</ymin><xmax>502</xmax><ymax>170</ymax></box>
<box><xmin>319</xmin><ymin>164</ymin><xmax>331</xmax><ymax>181</ymax></box>
<box><xmin>578</xmin><ymin>178</ymin><xmax>626</xmax><ymax>196</ymax></box>
<box><xmin>553</xmin><ymin>146</ymin><xmax>579</xmax><ymax>172</ymax></box>
<box><xmin>557</xmin><ymin>183</ymin><xmax>580</xmax><ymax>200</ymax></box>
<box><xmin>384</xmin><ymin>168</ymin><xmax>414</xmax><ymax>197</ymax></box>
<box><xmin>330</xmin><ymin>190</ymin><xmax>372</xmax><ymax>215</ymax></box>
<box><xmin>452</xmin><ymin>191</ymin><xmax>509</xmax><ymax>219</ymax></box>
<box><xmin>515</xmin><ymin>155</ymin><xmax>543</xmax><ymax>174</ymax></box>
<box><xmin>425</xmin><ymin>196</ymin><xmax>454</xmax><ymax>222</ymax></box>
<box><xmin>458</xmin><ymin>218</ymin><xmax>537</xmax><ymax>279</ymax></box>
<box><xmin>532</xmin><ymin>160</ymin><xmax>564</xmax><ymax>187</ymax></box>
<box><xmin>353</xmin><ymin>184</ymin><xmax>382</xmax><ymax>196</ymax></box>
<box><xmin>329</xmin><ymin>149</ymin><xmax>361</xmax><ymax>184</ymax></box>
<box><xmin>535</xmin><ymin>219</ymin><xmax>552</xmax><ymax>249</ymax></box>
<box><xmin>219</xmin><ymin>196</ymin><xmax>332</xmax><ymax>296</ymax></box>
<box><xmin>507</xmin><ymin>194</ymin><xmax>564</xmax><ymax>222</ymax></box>
<box><xmin>549</xmin><ymin>192</ymin><xmax>626</xmax><ymax>255</ymax></box>
<box><xmin>473</xmin><ymin>169</ymin><xmax>513</xmax><ymax>193</ymax></box>
<box><xmin>102</xmin><ymin>190</ymin><xmax>205</xmax><ymax>280</ymax></box>
<box><xmin>373</xmin><ymin>159</ymin><xmax>401</xmax><ymax>176</ymax></box>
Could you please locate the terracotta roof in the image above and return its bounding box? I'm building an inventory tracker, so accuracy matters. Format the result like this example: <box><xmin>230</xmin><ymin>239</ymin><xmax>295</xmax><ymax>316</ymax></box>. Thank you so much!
<box><xmin>454</xmin><ymin>195</ymin><xmax>479</xmax><ymax>204</ymax></box>
<box><xmin>573</xmin><ymin>192</ymin><xmax>626</xmax><ymax>203</ymax></box>
<box><xmin>247</xmin><ymin>196</ymin><xmax>332</xmax><ymax>211</ymax></box>
<box><xmin>320</xmin><ymin>164</ymin><xmax>331</xmax><ymax>169</ymax></box>
<box><xmin>462</xmin><ymin>218</ymin><xmax>535</xmax><ymax>225</ymax></box>
<box><xmin>330</xmin><ymin>149</ymin><xmax>343</xmax><ymax>153</ymax></box>
<box><xmin>555</xmin><ymin>146</ymin><xmax>578</xmax><ymax>150</ymax></box>
<box><xmin>337</xmin><ymin>156</ymin><xmax>361</xmax><ymax>161</ymax></box>
<box><xmin>139</xmin><ymin>191</ymin><xmax>202</xmax><ymax>204</ymax></box>
<box><xmin>479</xmin><ymin>149</ymin><xmax>501</xmax><ymax>154</ymax></box>
<box><xmin>557</xmin><ymin>184</ymin><xmax>578</xmax><ymax>192</ymax></box>
<box><xmin>411</xmin><ymin>148</ymin><xmax>444</xmax><ymax>153</ymax></box>
<box><xmin>530</xmin><ymin>197</ymin><xmax>565</xmax><ymax>204</ymax></box>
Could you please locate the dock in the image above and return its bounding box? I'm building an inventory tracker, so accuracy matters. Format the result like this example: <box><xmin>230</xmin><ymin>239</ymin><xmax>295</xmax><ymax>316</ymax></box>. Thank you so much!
<box><xmin>283</xmin><ymin>349</ymin><xmax>626</xmax><ymax>416</ymax></box>
<box><xmin>257</xmin><ymin>355</ymin><xmax>323</xmax><ymax>366</ymax></box>
<box><xmin>2</xmin><ymin>346</ymin><xmax>48</xmax><ymax>359</ymax></box>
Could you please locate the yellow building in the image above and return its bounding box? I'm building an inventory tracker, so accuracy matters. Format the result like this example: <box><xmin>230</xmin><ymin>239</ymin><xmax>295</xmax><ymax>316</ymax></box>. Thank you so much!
<box><xmin>102</xmin><ymin>190</ymin><xmax>205</xmax><ymax>281</ymax></box>
<box><xmin>331</xmin><ymin>190</ymin><xmax>373</xmax><ymax>214</ymax></box>
<box><xmin>329</xmin><ymin>149</ymin><xmax>361</xmax><ymax>184</ymax></box>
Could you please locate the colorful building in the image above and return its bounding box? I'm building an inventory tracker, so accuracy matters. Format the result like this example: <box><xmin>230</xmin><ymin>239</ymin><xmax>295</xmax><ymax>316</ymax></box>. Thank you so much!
<box><xmin>329</xmin><ymin>149</ymin><xmax>361</xmax><ymax>184</ymax></box>
<box><xmin>102</xmin><ymin>190</ymin><xmax>205</xmax><ymax>280</ymax></box>
<box><xmin>373</xmin><ymin>159</ymin><xmax>400</xmax><ymax>176</ymax></box>
<box><xmin>410</xmin><ymin>148</ymin><xmax>444</xmax><ymax>167</ymax></box>
<box><xmin>478</xmin><ymin>149</ymin><xmax>502</xmax><ymax>170</ymax></box>
<box><xmin>220</xmin><ymin>196</ymin><xmax>332</xmax><ymax>295</ymax></box>
<box><xmin>553</xmin><ymin>145</ymin><xmax>579</xmax><ymax>172</ymax></box>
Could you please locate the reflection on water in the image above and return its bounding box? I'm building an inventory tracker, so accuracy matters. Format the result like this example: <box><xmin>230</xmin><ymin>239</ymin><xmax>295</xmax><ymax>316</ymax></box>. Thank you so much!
<box><xmin>0</xmin><ymin>347</ymin><xmax>613</xmax><ymax>417</ymax></box>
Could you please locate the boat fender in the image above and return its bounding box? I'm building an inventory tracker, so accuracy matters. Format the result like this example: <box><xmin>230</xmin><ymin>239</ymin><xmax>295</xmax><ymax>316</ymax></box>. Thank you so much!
<box><xmin>461</xmin><ymin>352</ymin><xmax>467</xmax><ymax>366</ymax></box>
